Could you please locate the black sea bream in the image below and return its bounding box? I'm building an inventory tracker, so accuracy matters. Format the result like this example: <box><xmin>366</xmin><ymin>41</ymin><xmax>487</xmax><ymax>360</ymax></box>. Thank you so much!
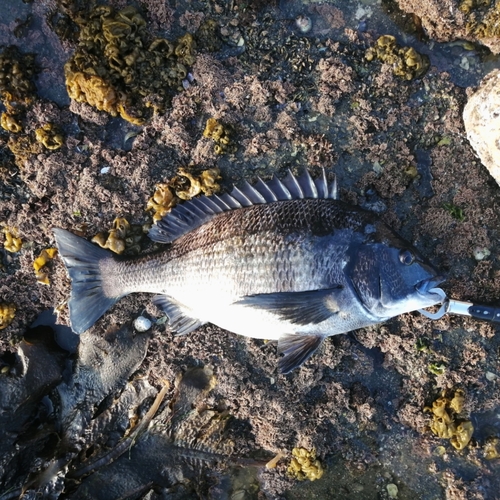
<box><xmin>53</xmin><ymin>170</ymin><xmax>443</xmax><ymax>373</ymax></box>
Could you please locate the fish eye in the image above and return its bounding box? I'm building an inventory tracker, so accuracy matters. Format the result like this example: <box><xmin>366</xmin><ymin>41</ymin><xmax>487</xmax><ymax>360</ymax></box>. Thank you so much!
<box><xmin>399</xmin><ymin>249</ymin><xmax>415</xmax><ymax>265</ymax></box>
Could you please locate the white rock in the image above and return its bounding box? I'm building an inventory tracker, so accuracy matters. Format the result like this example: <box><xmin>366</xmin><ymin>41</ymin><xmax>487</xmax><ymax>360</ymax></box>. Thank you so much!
<box><xmin>463</xmin><ymin>69</ymin><xmax>500</xmax><ymax>187</ymax></box>
<box><xmin>473</xmin><ymin>247</ymin><xmax>491</xmax><ymax>261</ymax></box>
<box><xmin>133</xmin><ymin>316</ymin><xmax>152</xmax><ymax>332</ymax></box>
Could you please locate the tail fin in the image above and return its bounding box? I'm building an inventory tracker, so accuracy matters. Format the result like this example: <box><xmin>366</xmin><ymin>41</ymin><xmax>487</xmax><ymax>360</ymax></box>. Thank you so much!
<box><xmin>53</xmin><ymin>228</ymin><xmax>120</xmax><ymax>334</ymax></box>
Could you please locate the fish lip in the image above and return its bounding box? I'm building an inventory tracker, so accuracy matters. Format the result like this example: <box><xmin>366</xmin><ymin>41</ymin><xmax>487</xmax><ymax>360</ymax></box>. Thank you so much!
<box><xmin>416</xmin><ymin>275</ymin><xmax>446</xmax><ymax>296</ymax></box>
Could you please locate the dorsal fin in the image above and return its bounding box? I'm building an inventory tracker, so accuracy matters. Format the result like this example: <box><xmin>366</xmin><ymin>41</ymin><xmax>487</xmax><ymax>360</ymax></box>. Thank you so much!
<box><xmin>148</xmin><ymin>169</ymin><xmax>337</xmax><ymax>244</ymax></box>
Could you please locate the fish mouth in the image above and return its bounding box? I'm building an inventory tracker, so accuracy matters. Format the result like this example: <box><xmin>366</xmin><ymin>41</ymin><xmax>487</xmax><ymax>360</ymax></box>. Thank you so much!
<box><xmin>415</xmin><ymin>275</ymin><xmax>446</xmax><ymax>299</ymax></box>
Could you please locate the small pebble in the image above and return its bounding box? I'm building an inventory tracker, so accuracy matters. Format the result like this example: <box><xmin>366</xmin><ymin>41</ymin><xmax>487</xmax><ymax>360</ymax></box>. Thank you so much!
<box><xmin>473</xmin><ymin>247</ymin><xmax>491</xmax><ymax>261</ymax></box>
<box><xmin>460</xmin><ymin>56</ymin><xmax>470</xmax><ymax>71</ymax></box>
<box><xmin>295</xmin><ymin>14</ymin><xmax>312</xmax><ymax>34</ymax></box>
<box><xmin>386</xmin><ymin>483</ymin><xmax>398</xmax><ymax>498</ymax></box>
<box><xmin>133</xmin><ymin>316</ymin><xmax>152</xmax><ymax>332</ymax></box>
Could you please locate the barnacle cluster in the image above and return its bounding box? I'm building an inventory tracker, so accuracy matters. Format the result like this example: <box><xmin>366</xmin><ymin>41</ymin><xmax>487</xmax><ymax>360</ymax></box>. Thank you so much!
<box><xmin>287</xmin><ymin>447</ymin><xmax>324</xmax><ymax>481</ymax></box>
<box><xmin>203</xmin><ymin>118</ymin><xmax>234</xmax><ymax>154</ymax></box>
<box><xmin>35</xmin><ymin>123</ymin><xmax>64</xmax><ymax>150</ymax></box>
<box><xmin>65</xmin><ymin>6</ymin><xmax>196</xmax><ymax>124</ymax></box>
<box><xmin>146</xmin><ymin>168</ymin><xmax>221</xmax><ymax>221</ymax></box>
<box><xmin>0</xmin><ymin>303</ymin><xmax>16</xmax><ymax>330</ymax></box>
<box><xmin>424</xmin><ymin>389</ymin><xmax>474</xmax><ymax>450</ymax></box>
<box><xmin>91</xmin><ymin>217</ymin><xmax>143</xmax><ymax>254</ymax></box>
<box><xmin>365</xmin><ymin>35</ymin><xmax>429</xmax><ymax>80</ymax></box>
<box><xmin>33</xmin><ymin>248</ymin><xmax>58</xmax><ymax>285</ymax></box>
<box><xmin>241</xmin><ymin>12</ymin><xmax>316</xmax><ymax>83</ymax></box>
<box><xmin>2</xmin><ymin>227</ymin><xmax>22</xmax><ymax>253</ymax></box>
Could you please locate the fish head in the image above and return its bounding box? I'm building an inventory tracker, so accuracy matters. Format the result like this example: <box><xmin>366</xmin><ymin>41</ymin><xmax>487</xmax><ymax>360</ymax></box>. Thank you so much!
<box><xmin>350</xmin><ymin>230</ymin><xmax>444</xmax><ymax>320</ymax></box>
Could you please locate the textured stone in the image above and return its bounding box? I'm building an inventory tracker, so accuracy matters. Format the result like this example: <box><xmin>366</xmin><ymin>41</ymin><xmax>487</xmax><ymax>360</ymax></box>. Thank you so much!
<box><xmin>463</xmin><ymin>69</ymin><xmax>500</xmax><ymax>186</ymax></box>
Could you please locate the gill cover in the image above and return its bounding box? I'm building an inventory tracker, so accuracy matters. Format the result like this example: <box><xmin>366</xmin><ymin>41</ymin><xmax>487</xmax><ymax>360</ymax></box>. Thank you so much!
<box><xmin>350</xmin><ymin>242</ymin><xmax>441</xmax><ymax>318</ymax></box>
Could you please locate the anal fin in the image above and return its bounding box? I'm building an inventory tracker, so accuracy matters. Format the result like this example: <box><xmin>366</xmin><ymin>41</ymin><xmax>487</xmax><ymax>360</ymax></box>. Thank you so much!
<box><xmin>153</xmin><ymin>295</ymin><xmax>204</xmax><ymax>335</ymax></box>
<box><xmin>278</xmin><ymin>334</ymin><xmax>324</xmax><ymax>374</ymax></box>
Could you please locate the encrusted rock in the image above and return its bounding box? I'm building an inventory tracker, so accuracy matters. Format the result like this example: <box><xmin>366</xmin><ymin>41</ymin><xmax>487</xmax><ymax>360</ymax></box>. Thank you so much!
<box><xmin>463</xmin><ymin>69</ymin><xmax>500</xmax><ymax>186</ymax></box>
<box><xmin>396</xmin><ymin>0</ymin><xmax>500</xmax><ymax>54</ymax></box>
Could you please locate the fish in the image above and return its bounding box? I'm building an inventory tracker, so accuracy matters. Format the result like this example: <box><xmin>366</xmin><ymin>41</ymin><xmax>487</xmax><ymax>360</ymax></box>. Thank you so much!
<box><xmin>53</xmin><ymin>170</ymin><xmax>444</xmax><ymax>373</ymax></box>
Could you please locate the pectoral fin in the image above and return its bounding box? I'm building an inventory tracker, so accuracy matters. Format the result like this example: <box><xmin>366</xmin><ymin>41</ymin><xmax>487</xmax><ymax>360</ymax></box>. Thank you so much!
<box><xmin>278</xmin><ymin>334</ymin><xmax>324</xmax><ymax>374</ymax></box>
<box><xmin>235</xmin><ymin>288</ymin><xmax>341</xmax><ymax>325</ymax></box>
<box><xmin>153</xmin><ymin>295</ymin><xmax>204</xmax><ymax>335</ymax></box>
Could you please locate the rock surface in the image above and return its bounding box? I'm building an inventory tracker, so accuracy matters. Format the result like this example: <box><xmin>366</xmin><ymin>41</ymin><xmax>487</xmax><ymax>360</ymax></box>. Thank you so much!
<box><xmin>463</xmin><ymin>69</ymin><xmax>500</xmax><ymax>186</ymax></box>
<box><xmin>397</xmin><ymin>0</ymin><xmax>500</xmax><ymax>54</ymax></box>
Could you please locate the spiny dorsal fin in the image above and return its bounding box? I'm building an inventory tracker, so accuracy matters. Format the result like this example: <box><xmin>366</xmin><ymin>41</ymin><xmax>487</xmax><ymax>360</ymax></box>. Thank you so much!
<box><xmin>148</xmin><ymin>169</ymin><xmax>337</xmax><ymax>244</ymax></box>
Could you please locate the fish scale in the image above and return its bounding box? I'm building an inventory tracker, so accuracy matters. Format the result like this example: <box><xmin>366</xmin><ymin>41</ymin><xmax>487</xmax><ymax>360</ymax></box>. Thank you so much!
<box><xmin>53</xmin><ymin>170</ymin><xmax>444</xmax><ymax>373</ymax></box>
<box><xmin>107</xmin><ymin>201</ymin><xmax>348</xmax><ymax>299</ymax></box>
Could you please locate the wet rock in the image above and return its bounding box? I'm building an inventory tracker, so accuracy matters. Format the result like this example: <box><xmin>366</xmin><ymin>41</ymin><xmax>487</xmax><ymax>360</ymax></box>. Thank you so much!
<box><xmin>463</xmin><ymin>69</ymin><xmax>500</xmax><ymax>186</ymax></box>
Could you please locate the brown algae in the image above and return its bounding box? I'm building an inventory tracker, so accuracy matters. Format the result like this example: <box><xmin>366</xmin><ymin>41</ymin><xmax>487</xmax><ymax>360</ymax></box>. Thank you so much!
<box><xmin>35</xmin><ymin>123</ymin><xmax>64</xmax><ymax>150</ymax></box>
<box><xmin>0</xmin><ymin>303</ymin><xmax>16</xmax><ymax>330</ymax></box>
<box><xmin>424</xmin><ymin>389</ymin><xmax>474</xmax><ymax>450</ymax></box>
<box><xmin>287</xmin><ymin>447</ymin><xmax>324</xmax><ymax>481</ymax></box>
<box><xmin>203</xmin><ymin>118</ymin><xmax>235</xmax><ymax>154</ymax></box>
<box><xmin>146</xmin><ymin>168</ymin><xmax>221</xmax><ymax>221</ymax></box>
<box><xmin>365</xmin><ymin>35</ymin><xmax>429</xmax><ymax>80</ymax></box>
<box><xmin>91</xmin><ymin>218</ymin><xmax>143</xmax><ymax>255</ymax></box>
<box><xmin>146</xmin><ymin>184</ymin><xmax>178</xmax><ymax>222</ymax></box>
<box><xmin>2</xmin><ymin>227</ymin><xmax>22</xmax><ymax>253</ymax></box>
<box><xmin>484</xmin><ymin>437</ymin><xmax>500</xmax><ymax>460</ymax></box>
<box><xmin>169</xmin><ymin>167</ymin><xmax>221</xmax><ymax>200</ymax></box>
<box><xmin>64</xmin><ymin>6</ymin><xmax>196</xmax><ymax>124</ymax></box>
<box><xmin>33</xmin><ymin>248</ymin><xmax>58</xmax><ymax>285</ymax></box>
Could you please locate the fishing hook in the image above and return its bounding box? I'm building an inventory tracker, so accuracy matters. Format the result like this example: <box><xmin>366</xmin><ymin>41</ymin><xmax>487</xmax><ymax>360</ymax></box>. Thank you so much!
<box><xmin>419</xmin><ymin>287</ymin><xmax>500</xmax><ymax>323</ymax></box>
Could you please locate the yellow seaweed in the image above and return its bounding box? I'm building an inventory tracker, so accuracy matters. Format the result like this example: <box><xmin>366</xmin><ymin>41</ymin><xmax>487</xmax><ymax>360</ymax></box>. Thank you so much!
<box><xmin>2</xmin><ymin>227</ymin><xmax>22</xmax><ymax>253</ymax></box>
<box><xmin>424</xmin><ymin>389</ymin><xmax>474</xmax><ymax>450</ymax></box>
<box><xmin>484</xmin><ymin>437</ymin><xmax>500</xmax><ymax>460</ymax></box>
<box><xmin>0</xmin><ymin>112</ymin><xmax>22</xmax><ymax>133</ymax></box>
<box><xmin>91</xmin><ymin>218</ymin><xmax>143</xmax><ymax>254</ymax></box>
<box><xmin>203</xmin><ymin>118</ymin><xmax>234</xmax><ymax>154</ymax></box>
<box><xmin>365</xmin><ymin>35</ymin><xmax>429</xmax><ymax>80</ymax></box>
<box><xmin>33</xmin><ymin>248</ymin><xmax>58</xmax><ymax>285</ymax></box>
<box><xmin>64</xmin><ymin>6</ymin><xmax>196</xmax><ymax>124</ymax></box>
<box><xmin>0</xmin><ymin>303</ymin><xmax>16</xmax><ymax>330</ymax></box>
<box><xmin>287</xmin><ymin>447</ymin><xmax>324</xmax><ymax>481</ymax></box>
<box><xmin>146</xmin><ymin>183</ymin><xmax>178</xmax><ymax>222</ymax></box>
<box><xmin>35</xmin><ymin>123</ymin><xmax>64</xmax><ymax>150</ymax></box>
<box><xmin>147</xmin><ymin>168</ymin><xmax>221</xmax><ymax>222</ymax></box>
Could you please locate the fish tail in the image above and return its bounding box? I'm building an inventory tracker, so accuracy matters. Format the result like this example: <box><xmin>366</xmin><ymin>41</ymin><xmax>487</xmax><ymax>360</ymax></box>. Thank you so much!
<box><xmin>53</xmin><ymin>228</ymin><xmax>121</xmax><ymax>334</ymax></box>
